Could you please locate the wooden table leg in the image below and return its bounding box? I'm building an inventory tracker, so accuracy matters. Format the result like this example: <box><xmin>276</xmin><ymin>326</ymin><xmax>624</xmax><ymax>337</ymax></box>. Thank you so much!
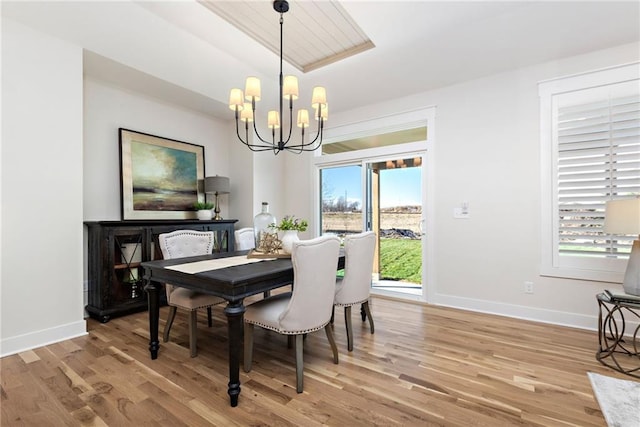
<box><xmin>224</xmin><ymin>299</ymin><xmax>245</xmax><ymax>407</ymax></box>
<box><xmin>145</xmin><ymin>280</ymin><xmax>160</xmax><ymax>359</ymax></box>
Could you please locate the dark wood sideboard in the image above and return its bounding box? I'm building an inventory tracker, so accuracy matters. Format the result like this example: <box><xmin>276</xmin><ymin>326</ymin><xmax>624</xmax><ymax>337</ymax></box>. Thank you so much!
<box><xmin>84</xmin><ymin>219</ymin><xmax>238</xmax><ymax>322</ymax></box>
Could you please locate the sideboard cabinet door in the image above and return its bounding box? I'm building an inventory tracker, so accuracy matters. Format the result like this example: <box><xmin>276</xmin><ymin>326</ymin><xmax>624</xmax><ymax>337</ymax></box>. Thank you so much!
<box><xmin>85</xmin><ymin>219</ymin><xmax>238</xmax><ymax>322</ymax></box>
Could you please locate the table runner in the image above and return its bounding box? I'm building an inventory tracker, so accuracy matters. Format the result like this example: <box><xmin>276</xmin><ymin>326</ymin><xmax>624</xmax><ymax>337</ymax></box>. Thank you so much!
<box><xmin>166</xmin><ymin>255</ymin><xmax>276</xmax><ymax>274</ymax></box>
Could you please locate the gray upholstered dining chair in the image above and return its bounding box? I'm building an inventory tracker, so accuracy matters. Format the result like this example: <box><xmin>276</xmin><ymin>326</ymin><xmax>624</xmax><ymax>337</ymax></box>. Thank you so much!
<box><xmin>234</xmin><ymin>227</ymin><xmax>255</xmax><ymax>251</ymax></box>
<box><xmin>243</xmin><ymin>235</ymin><xmax>341</xmax><ymax>393</ymax></box>
<box><xmin>333</xmin><ymin>231</ymin><xmax>376</xmax><ymax>351</ymax></box>
<box><xmin>158</xmin><ymin>229</ymin><xmax>225</xmax><ymax>357</ymax></box>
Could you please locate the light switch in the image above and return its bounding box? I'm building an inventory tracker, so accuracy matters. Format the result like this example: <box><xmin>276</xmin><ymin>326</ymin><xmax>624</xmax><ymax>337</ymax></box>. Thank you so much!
<box><xmin>454</xmin><ymin>201</ymin><xmax>470</xmax><ymax>219</ymax></box>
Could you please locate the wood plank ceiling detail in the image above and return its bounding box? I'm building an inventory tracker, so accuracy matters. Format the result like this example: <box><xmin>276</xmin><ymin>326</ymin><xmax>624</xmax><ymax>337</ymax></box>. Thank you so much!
<box><xmin>198</xmin><ymin>0</ymin><xmax>374</xmax><ymax>73</ymax></box>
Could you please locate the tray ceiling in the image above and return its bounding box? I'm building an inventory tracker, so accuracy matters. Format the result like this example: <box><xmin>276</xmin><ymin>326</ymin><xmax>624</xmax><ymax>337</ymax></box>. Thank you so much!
<box><xmin>198</xmin><ymin>0</ymin><xmax>374</xmax><ymax>73</ymax></box>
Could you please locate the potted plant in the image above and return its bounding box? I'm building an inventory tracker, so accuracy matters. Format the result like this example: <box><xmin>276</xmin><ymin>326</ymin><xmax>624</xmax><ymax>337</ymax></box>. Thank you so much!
<box><xmin>271</xmin><ymin>215</ymin><xmax>308</xmax><ymax>253</ymax></box>
<box><xmin>193</xmin><ymin>201</ymin><xmax>214</xmax><ymax>220</ymax></box>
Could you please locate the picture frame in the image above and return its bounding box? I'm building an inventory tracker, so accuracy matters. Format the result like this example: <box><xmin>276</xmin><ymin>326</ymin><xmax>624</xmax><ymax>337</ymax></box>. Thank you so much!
<box><xmin>119</xmin><ymin>128</ymin><xmax>205</xmax><ymax>220</ymax></box>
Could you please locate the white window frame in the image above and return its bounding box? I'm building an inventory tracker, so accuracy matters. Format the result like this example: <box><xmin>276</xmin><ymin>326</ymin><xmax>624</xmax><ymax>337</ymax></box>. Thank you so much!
<box><xmin>539</xmin><ymin>62</ymin><xmax>640</xmax><ymax>282</ymax></box>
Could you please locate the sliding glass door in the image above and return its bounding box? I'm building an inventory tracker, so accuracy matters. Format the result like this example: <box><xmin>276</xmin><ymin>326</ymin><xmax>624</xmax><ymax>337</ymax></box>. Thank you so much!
<box><xmin>320</xmin><ymin>165</ymin><xmax>364</xmax><ymax>235</ymax></box>
<box><xmin>319</xmin><ymin>155</ymin><xmax>425</xmax><ymax>297</ymax></box>
<box><xmin>367</xmin><ymin>156</ymin><xmax>423</xmax><ymax>296</ymax></box>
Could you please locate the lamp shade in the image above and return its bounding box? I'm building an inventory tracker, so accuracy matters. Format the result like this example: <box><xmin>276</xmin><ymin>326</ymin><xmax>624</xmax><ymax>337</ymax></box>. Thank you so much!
<box><xmin>604</xmin><ymin>198</ymin><xmax>640</xmax><ymax>235</ymax></box>
<box><xmin>204</xmin><ymin>176</ymin><xmax>230</xmax><ymax>194</ymax></box>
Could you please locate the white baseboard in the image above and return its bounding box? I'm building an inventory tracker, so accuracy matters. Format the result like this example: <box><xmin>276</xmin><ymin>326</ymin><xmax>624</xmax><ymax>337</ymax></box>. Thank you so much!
<box><xmin>433</xmin><ymin>293</ymin><xmax>598</xmax><ymax>331</ymax></box>
<box><xmin>371</xmin><ymin>290</ymin><xmax>600</xmax><ymax>331</ymax></box>
<box><xmin>1</xmin><ymin>320</ymin><xmax>87</xmax><ymax>358</ymax></box>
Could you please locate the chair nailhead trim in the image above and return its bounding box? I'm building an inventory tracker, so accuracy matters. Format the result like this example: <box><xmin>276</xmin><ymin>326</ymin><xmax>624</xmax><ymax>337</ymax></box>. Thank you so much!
<box><xmin>245</xmin><ymin>320</ymin><xmax>327</xmax><ymax>335</ymax></box>
<box><xmin>334</xmin><ymin>299</ymin><xmax>368</xmax><ymax>307</ymax></box>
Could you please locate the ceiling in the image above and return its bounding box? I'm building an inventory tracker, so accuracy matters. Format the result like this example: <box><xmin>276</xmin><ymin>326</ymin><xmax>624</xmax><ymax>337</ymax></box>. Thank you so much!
<box><xmin>5</xmin><ymin>1</ymin><xmax>640</xmax><ymax>119</ymax></box>
<box><xmin>131</xmin><ymin>0</ymin><xmax>640</xmax><ymax>117</ymax></box>
<box><xmin>198</xmin><ymin>0</ymin><xmax>375</xmax><ymax>73</ymax></box>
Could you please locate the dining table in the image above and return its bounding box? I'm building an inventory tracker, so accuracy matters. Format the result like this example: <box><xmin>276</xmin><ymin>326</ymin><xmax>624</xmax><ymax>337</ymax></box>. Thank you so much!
<box><xmin>141</xmin><ymin>249</ymin><xmax>345</xmax><ymax>407</ymax></box>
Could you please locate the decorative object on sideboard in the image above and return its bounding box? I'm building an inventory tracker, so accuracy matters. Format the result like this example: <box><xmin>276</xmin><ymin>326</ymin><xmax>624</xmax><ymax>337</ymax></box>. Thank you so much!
<box><xmin>271</xmin><ymin>215</ymin><xmax>308</xmax><ymax>254</ymax></box>
<box><xmin>604</xmin><ymin>197</ymin><xmax>640</xmax><ymax>296</ymax></box>
<box><xmin>119</xmin><ymin>128</ymin><xmax>205</xmax><ymax>220</ymax></box>
<box><xmin>193</xmin><ymin>201</ymin><xmax>214</xmax><ymax>220</ymax></box>
<box><xmin>204</xmin><ymin>176</ymin><xmax>230</xmax><ymax>220</ymax></box>
<box><xmin>253</xmin><ymin>202</ymin><xmax>277</xmax><ymax>252</ymax></box>
<box><xmin>120</xmin><ymin>243</ymin><xmax>142</xmax><ymax>300</ymax></box>
<box><xmin>228</xmin><ymin>0</ymin><xmax>328</xmax><ymax>154</ymax></box>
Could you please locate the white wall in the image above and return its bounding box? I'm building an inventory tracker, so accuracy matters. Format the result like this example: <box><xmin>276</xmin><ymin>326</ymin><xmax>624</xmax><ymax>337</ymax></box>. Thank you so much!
<box><xmin>82</xmin><ymin>78</ymin><xmax>235</xmax><ymax>308</ymax></box>
<box><xmin>83</xmin><ymin>78</ymin><xmax>231</xmax><ymax>221</ymax></box>
<box><xmin>1</xmin><ymin>18</ymin><xmax>86</xmax><ymax>356</ymax></box>
<box><xmin>0</xmin><ymin>10</ymin><xmax>283</xmax><ymax>355</ymax></box>
<box><xmin>284</xmin><ymin>42</ymin><xmax>640</xmax><ymax>330</ymax></box>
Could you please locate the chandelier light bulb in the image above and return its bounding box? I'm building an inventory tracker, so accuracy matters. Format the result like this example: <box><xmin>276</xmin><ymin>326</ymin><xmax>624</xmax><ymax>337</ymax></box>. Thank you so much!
<box><xmin>315</xmin><ymin>103</ymin><xmax>328</xmax><ymax>121</ymax></box>
<box><xmin>267</xmin><ymin>110</ymin><xmax>280</xmax><ymax>129</ymax></box>
<box><xmin>283</xmin><ymin>75</ymin><xmax>299</xmax><ymax>100</ymax></box>
<box><xmin>311</xmin><ymin>86</ymin><xmax>327</xmax><ymax>109</ymax></box>
<box><xmin>297</xmin><ymin>109</ymin><xmax>309</xmax><ymax>128</ymax></box>
<box><xmin>245</xmin><ymin>77</ymin><xmax>261</xmax><ymax>101</ymax></box>
<box><xmin>229</xmin><ymin>88</ymin><xmax>244</xmax><ymax>110</ymax></box>
<box><xmin>240</xmin><ymin>103</ymin><xmax>253</xmax><ymax>122</ymax></box>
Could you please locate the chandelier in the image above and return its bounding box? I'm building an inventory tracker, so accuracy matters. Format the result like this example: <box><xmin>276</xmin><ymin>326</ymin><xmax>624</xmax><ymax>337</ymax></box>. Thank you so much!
<box><xmin>228</xmin><ymin>0</ymin><xmax>328</xmax><ymax>154</ymax></box>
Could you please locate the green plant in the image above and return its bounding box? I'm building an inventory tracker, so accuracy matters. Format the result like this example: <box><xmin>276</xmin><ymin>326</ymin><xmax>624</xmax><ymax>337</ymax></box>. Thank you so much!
<box><xmin>272</xmin><ymin>215</ymin><xmax>308</xmax><ymax>232</ymax></box>
<box><xmin>193</xmin><ymin>201</ymin><xmax>214</xmax><ymax>210</ymax></box>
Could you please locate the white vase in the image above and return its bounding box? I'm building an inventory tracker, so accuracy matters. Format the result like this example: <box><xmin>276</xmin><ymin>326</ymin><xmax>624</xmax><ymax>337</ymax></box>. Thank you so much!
<box><xmin>280</xmin><ymin>230</ymin><xmax>299</xmax><ymax>254</ymax></box>
<box><xmin>197</xmin><ymin>210</ymin><xmax>212</xmax><ymax>220</ymax></box>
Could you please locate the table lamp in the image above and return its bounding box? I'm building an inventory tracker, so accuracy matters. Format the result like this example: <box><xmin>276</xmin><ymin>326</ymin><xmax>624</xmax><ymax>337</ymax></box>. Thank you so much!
<box><xmin>204</xmin><ymin>175</ymin><xmax>230</xmax><ymax>220</ymax></box>
<box><xmin>604</xmin><ymin>197</ymin><xmax>640</xmax><ymax>296</ymax></box>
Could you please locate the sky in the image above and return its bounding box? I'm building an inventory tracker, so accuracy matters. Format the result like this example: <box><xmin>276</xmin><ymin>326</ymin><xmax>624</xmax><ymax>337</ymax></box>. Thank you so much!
<box><xmin>321</xmin><ymin>164</ymin><xmax>422</xmax><ymax>209</ymax></box>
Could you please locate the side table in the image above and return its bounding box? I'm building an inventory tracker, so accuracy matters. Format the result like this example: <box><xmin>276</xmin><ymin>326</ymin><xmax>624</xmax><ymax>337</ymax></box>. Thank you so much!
<box><xmin>596</xmin><ymin>293</ymin><xmax>640</xmax><ymax>378</ymax></box>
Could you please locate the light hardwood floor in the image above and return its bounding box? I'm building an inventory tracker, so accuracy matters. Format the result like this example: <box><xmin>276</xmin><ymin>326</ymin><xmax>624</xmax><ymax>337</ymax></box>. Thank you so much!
<box><xmin>0</xmin><ymin>295</ymin><xmax>626</xmax><ymax>426</ymax></box>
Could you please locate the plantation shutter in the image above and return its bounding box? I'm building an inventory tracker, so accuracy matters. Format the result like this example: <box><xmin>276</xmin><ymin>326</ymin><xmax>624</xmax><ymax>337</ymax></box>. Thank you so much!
<box><xmin>557</xmin><ymin>93</ymin><xmax>640</xmax><ymax>258</ymax></box>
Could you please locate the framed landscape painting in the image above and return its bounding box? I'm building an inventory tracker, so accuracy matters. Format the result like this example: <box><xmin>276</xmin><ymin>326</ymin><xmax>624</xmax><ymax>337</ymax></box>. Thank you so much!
<box><xmin>119</xmin><ymin>128</ymin><xmax>205</xmax><ymax>220</ymax></box>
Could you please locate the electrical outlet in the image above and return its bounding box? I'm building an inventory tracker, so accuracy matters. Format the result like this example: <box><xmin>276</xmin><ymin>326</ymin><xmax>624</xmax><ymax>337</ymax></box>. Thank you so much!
<box><xmin>524</xmin><ymin>281</ymin><xmax>534</xmax><ymax>294</ymax></box>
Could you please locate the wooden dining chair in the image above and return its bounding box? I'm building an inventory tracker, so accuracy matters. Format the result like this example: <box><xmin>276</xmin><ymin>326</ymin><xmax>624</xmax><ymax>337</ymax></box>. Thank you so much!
<box><xmin>332</xmin><ymin>231</ymin><xmax>376</xmax><ymax>351</ymax></box>
<box><xmin>243</xmin><ymin>235</ymin><xmax>341</xmax><ymax>393</ymax></box>
<box><xmin>158</xmin><ymin>230</ymin><xmax>225</xmax><ymax>357</ymax></box>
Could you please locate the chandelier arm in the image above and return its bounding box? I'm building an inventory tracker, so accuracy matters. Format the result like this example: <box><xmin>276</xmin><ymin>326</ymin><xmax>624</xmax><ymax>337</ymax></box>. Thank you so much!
<box><xmin>235</xmin><ymin>115</ymin><xmax>282</xmax><ymax>152</ymax></box>
<box><xmin>234</xmin><ymin>111</ymin><xmax>266</xmax><ymax>152</ymax></box>
<box><xmin>287</xmin><ymin>126</ymin><xmax>306</xmax><ymax>154</ymax></box>
<box><xmin>233</xmin><ymin>110</ymin><xmax>247</xmax><ymax>145</ymax></box>
<box><xmin>283</xmin><ymin>119</ymin><xmax>324</xmax><ymax>151</ymax></box>
<box><xmin>283</xmin><ymin>97</ymin><xmax>294</xmax><ymax>146</ymax></box>
<box><xmin>243</xmin><ymin>140</ymin><xmax>282</xmax><ymax>152</ymax></box>
<box><xmin>233</xmin><ymin>112</ymin><xmax>261</xmax><ymax>151</ymax></box>
<box><xmin>249</xmin><ymin>102</ymin><xmax>275</xmax><ymax>145</ymax></box>
<box><xmin>298</xmin><ymin>105</ymin><xmax>324</xmax><ymax>147</ymax></box>
<box><xmin>288</xmin><ymin>120</ymin><xmax>322</xmax><ymax>148</ymax></box>
<box><xmin>244</xmin><ymin>140</ymin><xmax>282</xmax><ymax>152</ymax></box>
<box><xmin>294</xmin><ymin>128</ymin><xmax>305</xmax><ymax>153</ymax></box>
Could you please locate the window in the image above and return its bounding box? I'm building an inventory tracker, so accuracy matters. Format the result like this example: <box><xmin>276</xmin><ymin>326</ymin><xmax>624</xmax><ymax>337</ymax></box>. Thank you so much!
<box><xmin>540</xmin><ymin>62</ymin><xmax>640</xmax><ymax>282</ymax></box>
